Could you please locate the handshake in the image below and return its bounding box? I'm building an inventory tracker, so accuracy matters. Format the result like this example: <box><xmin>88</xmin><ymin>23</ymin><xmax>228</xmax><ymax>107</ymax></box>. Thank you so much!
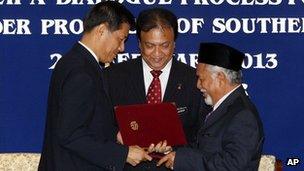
<box><xmin>117</xmin><ymin>132</ymin><xmax>176</xmax><ymax>170</ymax></box>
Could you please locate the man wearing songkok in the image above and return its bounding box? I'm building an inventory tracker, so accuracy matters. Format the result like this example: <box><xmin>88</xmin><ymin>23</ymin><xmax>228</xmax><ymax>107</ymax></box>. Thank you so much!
<box><xmin>157</xmin><ymin>42</ymin><xmax>264</xmax><ymax>171</ymax></box>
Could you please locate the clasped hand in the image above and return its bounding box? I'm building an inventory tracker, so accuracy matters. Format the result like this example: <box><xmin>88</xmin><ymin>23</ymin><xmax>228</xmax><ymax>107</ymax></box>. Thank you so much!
<box><xmin>117</xmin><ymin>131</ymin><xmax>173</xmax><ymax>167</ymax></box>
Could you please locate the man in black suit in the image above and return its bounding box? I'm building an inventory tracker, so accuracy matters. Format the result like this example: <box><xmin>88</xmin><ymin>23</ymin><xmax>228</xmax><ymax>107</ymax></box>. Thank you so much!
<box><xmin>103</xmin><ymin>8</ymin><xmax>208</xmax><ymax>171</ymax></box>
<box><xmin>39</xmin><ymin>1</ymin><xmax>152</xmax><ymax>171</ymax></box>
<box><xmin>157</xmin><ymin>42</ymin><xmax>264</xmax><ymax>171</ymax></box>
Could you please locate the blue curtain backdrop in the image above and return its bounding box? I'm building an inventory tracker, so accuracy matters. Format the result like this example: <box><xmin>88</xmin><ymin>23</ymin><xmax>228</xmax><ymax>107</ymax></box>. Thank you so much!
<box><xmin>1</xmin><ymin>1</ymin><xmax>303</xmax><ymax>170</ymax></box>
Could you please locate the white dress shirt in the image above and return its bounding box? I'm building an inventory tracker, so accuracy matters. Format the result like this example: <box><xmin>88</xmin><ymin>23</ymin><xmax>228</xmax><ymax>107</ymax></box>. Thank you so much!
<box><xmin>142</xmin><ymin>58</ymin><xmax>172</xmax><ymax>100</ymax></box>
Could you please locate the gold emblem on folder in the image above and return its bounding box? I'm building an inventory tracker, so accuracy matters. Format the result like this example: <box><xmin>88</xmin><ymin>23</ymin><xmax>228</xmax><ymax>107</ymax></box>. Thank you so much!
<box><xmin>130</xmin><ymin>121</ymin><xmax>139</xmax><ymax>131</ymax></box>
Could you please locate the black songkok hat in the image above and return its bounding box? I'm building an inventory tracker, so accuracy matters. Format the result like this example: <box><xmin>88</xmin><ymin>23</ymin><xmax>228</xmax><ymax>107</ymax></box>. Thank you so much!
<box><xmin>198</xmin><ymin>42</ymin><xmax>245</xmax><ymax>71</ymax></box>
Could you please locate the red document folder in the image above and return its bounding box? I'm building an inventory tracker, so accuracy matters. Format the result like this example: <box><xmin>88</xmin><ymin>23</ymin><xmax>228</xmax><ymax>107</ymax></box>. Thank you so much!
<box><xmin>115</xmin><ymin>103</ymin><xmax>187</xmax><ymax>148</ymax></box>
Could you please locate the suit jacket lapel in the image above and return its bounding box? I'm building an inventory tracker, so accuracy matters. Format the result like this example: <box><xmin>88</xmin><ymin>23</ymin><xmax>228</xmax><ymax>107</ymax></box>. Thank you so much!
<box><xmin>163</xmin><ymin>59</ymin><xmax>180</xmax><ymax>102</ymax></box>
<box><xmin>203</xmin><ymin>86</ymin><xmax>244</xmax><ymax>129</ymax></box>
<box><xmin>129</xmin><ymin>58</ymin><xmax>146</xmax><ymax>103</ymax></box>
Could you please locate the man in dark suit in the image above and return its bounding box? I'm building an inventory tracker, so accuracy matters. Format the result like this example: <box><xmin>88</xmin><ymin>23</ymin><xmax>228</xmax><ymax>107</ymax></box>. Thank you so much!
<box><xmin>157</xmin><ymin>42</ymin><xmax>264</xmax><ymax>171</ymax></box>
<box><xmin>103</xmin><ymin>8</ymin><xmax>208</xmax><ymax>171</ymax></box>
<box><xmin>39</xmin><ymin>2</ymin><xmax>152</xmax><ymax>171</ymax></box>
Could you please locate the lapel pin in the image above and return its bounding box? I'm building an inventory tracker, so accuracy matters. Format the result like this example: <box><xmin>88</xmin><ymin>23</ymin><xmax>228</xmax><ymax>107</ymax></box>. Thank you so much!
<box><xmin>177</xmin><ymin>83</ymin><xmax>182</xmax><ymax>90</ymax></box>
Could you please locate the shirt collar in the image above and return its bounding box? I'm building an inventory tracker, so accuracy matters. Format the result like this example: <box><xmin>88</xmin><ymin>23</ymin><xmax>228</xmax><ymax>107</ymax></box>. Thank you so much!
<box><xmin>213</xmin><ymin>84</ymin><xmax>241</xmax><ymax>111</ymax></box>
<box><xmin>78</xmin><ymin>41</ymin><xmax>99</xmax><ymax>63</ymax></box>
<box><xmin>142</xmin><ymin>58</ymin><xmax>173</xmax><ymax>74</ymax></box>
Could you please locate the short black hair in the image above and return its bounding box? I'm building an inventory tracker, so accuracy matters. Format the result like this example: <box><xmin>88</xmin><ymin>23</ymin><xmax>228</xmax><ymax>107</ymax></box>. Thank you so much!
<box><xmin>83</xmin><ymin>0</ymin><xmax>135</xmax><ymax>33</ymax></box>
<box><xmin>136</xmin><ymin>8</ymin><xmax>178</xmax><ymax>41</ymax></box>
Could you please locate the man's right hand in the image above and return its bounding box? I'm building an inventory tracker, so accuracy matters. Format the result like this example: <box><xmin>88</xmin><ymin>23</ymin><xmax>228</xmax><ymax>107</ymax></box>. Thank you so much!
<box><xmin>127</xmin><ymin>145</ymin><xmax>152</xmax><ymax>166</ymax></box>
<box><xmin>148</xmin><ymin>140</ymin><xmax>172</xmax><ymax>154</ymax></box>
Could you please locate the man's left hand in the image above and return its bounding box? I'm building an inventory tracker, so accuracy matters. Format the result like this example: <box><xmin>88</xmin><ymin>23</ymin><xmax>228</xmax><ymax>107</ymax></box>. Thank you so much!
<box><xmin>157</xmin><ymin>151</ymin><xmax>176</xmax><ymax>170</ymax></box>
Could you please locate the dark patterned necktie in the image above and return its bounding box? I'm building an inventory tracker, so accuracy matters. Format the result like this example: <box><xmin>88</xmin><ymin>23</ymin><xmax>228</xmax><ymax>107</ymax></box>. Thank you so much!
<box><xmin>146</xmin><ymin>70</ymin><xmax>162</xmax><ymax>104</ymax></box>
